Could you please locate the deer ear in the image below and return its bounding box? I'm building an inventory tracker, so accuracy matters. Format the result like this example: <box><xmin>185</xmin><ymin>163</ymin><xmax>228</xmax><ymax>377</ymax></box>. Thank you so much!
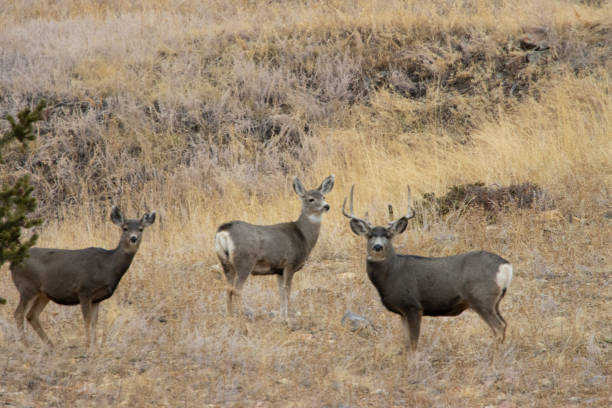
<box><xmin>293</xmin><ymin>177</ymin><xmax>306</xmax><ymax>197</ymax></box>
<box><xmin>318</xmin><ymin>174</ymin><xmax>335</xmax><ymax>195</ymax></box>
<box><xmin>389</xmin><ymin>217</ymin><xmax>408</xmax><ymax>235</ymax></box>
<box><xmin>111</xmin><ymin>206</ymin><xmax>124</xmax><ymax>225</ymax></box>
<box><xmin>350</xmin><ymin>218</ymin><xmax>370</xmax><ymax>236</ymax></box>
<box><xmin>141</xmin><ymin>212</ymin><xmax>156</xmax><ymax>227</ymax></box>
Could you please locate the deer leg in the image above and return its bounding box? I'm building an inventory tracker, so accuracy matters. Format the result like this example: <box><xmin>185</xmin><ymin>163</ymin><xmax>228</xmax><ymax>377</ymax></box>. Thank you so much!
<box><xmin>14</xmin><ymin>297</ymin><xmax>28</xmax><ymax>340</ymax></box>
<box><xmin>221</xmin><ymin>261</ymin><xmax>237</xmax><ymax>315</ymax></box>
<box><xmin>90</xmin><ymin>302</ymin><xmax>100</xmax><ymax>347</ymax></box>
<box><xmin>277</xmin><ymin>268</ymin><xmax>294</xmax><ymax>320</ymax></box>
<box><xmin>233</xmin><ymin>275</ymin><xmax>254</xmax><ymax>318</ymax></box>
<box><xmin>494</xmin><ymin>297</ymin><xmax>507</xmax><ymax>342</ymax></box>
<box><xmin>402</xmin><ymin>308</ymin><xmax>422</xmax><ymax>352</ymax></box>
<box><xmin>14</xmin><ymin>292</ymin><xmax>38</xmax><ymax>345</ymax></box>
<box><xmin>400</xmin><ymin>316</ymin><xmax>410</xmax><ymax>352</ymax></box>
<box><xmin>232</xmin><ymin>258</ymin><xmax>254</xmax><ymax>318</ymax></box>
<box><xmin>276</xmin><ymin>275</ymin><xmax>286</xmax><ymax>319</ymax></box>
<box><xmin>471</xmin><ymin>301</ymin><xmax>506</xmax><ymax>343</ymax></box>
<box><xmin>226</xmin><ymin>284</ymin><xmax>235</xmax><ymax>316</ymax></box>
<box><xmin>79</xmin><ymin>295</ymin><xmax>95</xmax><ymax>348</ymax></box>
<box><xmin>26</xmin><ymin>295</ymin><xmax>52</xmax><ymax>346</ymax></box>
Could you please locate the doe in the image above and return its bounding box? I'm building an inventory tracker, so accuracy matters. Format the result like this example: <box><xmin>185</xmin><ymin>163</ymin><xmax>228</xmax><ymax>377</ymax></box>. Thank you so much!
<box><xmin>215</xmin><ymin>175</ymin><xmax>334</xmax><ymax>319</ymax></box>
<box><xmin>9</xmin><ymin>206</ymin><xmax>155</xmax><ymax>348</ymax></box>
<box><xmin>342</xmin><ymin>185</ymin><xmax>512</xmax><ymax>352</ymax></box>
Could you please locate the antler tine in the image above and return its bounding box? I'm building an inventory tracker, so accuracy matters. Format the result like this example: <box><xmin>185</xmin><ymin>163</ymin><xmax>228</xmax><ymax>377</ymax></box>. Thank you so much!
<box><xmin>342</xmin><ymin>185</ymin><xmax>371</xmax><ymax>226</ymax></box>
<box><xmin>388</xmin><ymin>185</ymin><xmax>416</xmax><ymax>225</ymax></box>
<box><xmin>341</xmin><ymin>197</ymin><xmax>350</xmax><ymax>218</ymax></box>
<box><xmin>406</xmin><ymin>185</ymin><xmax>416</xmax><ymax>220</ymax></box>
<box><xmin>341</xmin><ymin>185</ymin><xmax>354</xmax><ymax>219</ymax></box>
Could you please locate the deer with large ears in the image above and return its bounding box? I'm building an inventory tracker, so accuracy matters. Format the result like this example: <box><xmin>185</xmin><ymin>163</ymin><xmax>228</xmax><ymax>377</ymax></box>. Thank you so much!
<box><xmin>215</xmin><ymin>175</ymin><xmax>335</xmax><ymax>320</ymax></box>
<box><xmin>342</xmin><ymin>185</ymin><xmax>512</xmax><ymax>352</ymax></box>
<box><xmin>9</xmin><ymin>206</ymin><xmax>156</xmax><ymax>348</ymax></box>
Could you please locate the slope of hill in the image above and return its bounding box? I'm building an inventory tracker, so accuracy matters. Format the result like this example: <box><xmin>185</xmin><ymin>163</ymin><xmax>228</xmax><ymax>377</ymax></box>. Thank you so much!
<box><xmin>0</xmin><ymin>1</ymin><xmax>610</xmax><ymax>407</ymax></box>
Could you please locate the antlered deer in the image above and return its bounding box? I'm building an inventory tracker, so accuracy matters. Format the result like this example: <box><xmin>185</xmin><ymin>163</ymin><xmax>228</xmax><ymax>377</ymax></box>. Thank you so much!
<box><xmin>9</xmin><ymin>207</ymin><xmax>155</xmax><ymax>348</ymax></box>
<box><xmin>342</xmin><ymin>185</ymin><xmax>512</xmax><ymax>351</ymax></box>
<box><xmin>215</xmin><ymin>175</ymin><xmax>334</xmax><ymax>319</ymax></box>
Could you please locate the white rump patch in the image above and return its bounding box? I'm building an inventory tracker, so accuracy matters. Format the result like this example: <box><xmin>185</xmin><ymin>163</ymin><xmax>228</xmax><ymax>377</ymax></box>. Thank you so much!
<box><xmin>215</xmin><ymin>231</ymin><xmax>234</xmax><ymax>262</ymax></box>
<box><xmin>496</xmin><ymin>263</ymin><xmax>513</xmax><ymax>290</ymax></box>
<box><xmin>308</xmin><ymin>214</ymin><xmax>322</xmax><ymax>223</ymax></box>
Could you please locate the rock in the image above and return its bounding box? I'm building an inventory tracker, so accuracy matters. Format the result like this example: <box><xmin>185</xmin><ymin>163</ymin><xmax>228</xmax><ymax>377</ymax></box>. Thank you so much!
<box><xmin>519</xmin><ymin>30</ymin><xmax>549</xmax><ymax>51</ymax></box>
<box><xmin>337</xmin><ymin>272</ymin><xmax>358</xmax><ymax>281</ymax></box>
<box><xmin>527</xmin><ymin>50</ymin><xmax>549</xmax><ymax>64</ymax></box>
<box><xmin>576</xmin><ymin>264</ymin><xmax>593</xmax><ymax>275</ymax></box>
<box><xmin>536</xmin><ymin>269</ymin><xmax>556</xmax><ymax>281</ymax></box>
<box><xmin>434</xmin><ymin>232</ymin><xmax>456</xmax><ymax>243</ymax></box>
<box><xmin>539</xmin><ymin>378</ymin><xmax>553</xmax><ymax>388</ymax></box>
<box><xmin>585</xmin><ymin>375</ymin><xmax>607</xmax><ymax>385</ymax></box>
<box><xmin>243</xmin><ymin>306</ymin><xmax>255</xmax><ymax>320</ymax></box>
<box><xmin>341</xmin><ymin>311</ymin><xmax>373</xmax><ymax>333</ymax></box>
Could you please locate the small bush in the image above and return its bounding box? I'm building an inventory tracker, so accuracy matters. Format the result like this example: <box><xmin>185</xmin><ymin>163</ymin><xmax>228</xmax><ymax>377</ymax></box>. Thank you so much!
<box><xmin>416</xmin><ymin>181</ymin><xmax>553</xmax><ymax>221</ymax></box>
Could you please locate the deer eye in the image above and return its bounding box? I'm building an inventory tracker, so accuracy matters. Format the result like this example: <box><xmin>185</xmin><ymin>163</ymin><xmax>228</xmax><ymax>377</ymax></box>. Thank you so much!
<box><xmin>123</xmin><ymin>226</ymin><xmax>128</xmax><ymax>231</ymax></box>
<box><xmin>139</xmin><ymin>227</ymin><xmax>143</xmax><ymax>232</ymax></box>
<box><xmin>308</xmin><ymin>198</ymin><xmax>315</xmax><ymax>203</ymax></box>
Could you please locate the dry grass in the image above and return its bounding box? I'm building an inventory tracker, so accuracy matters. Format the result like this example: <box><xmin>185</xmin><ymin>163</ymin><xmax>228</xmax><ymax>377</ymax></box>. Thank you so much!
<box><xmin>1</xmin><ymin>0</ymin><xmax>611</xmax><ymax>407</ymax></box>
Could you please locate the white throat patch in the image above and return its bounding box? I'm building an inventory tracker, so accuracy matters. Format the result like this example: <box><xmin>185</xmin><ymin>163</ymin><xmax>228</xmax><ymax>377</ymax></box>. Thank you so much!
<box><xmin>308</xmin><ymin>214</ymin><xmax>322</xmax><ymax>223</ymax></box>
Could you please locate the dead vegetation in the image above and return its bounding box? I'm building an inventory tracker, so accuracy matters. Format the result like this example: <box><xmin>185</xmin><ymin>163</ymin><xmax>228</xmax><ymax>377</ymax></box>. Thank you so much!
<box><xmin>0</xmin><ymin>1</ymin><xmax>611</xmax><ymax>211</ymax></box>
<box><xmin>0</xmin><ymin>0</ymin><xmax>611</xmax><ymax>407</ymax></box>
<box><xmin>416</xmin><ymin>181</ymin><xmax>555</xmax><ymax>222</ymax></box>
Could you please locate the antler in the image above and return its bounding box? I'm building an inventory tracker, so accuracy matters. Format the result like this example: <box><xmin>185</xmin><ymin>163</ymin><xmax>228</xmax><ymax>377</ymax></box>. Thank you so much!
<box><xmin>342</xmin><ymin>185</ymin><xmax>372</xmax><ymax>227</ymax></box>
<box><xmin>405</xmin><ymin>185</ymin><xmax>416</xmax><ymax>220</ymax></box>
<box><xmin>388</xmin><ymin>185</ymin><xmax>416</xmax><ymax>225</ymax></box>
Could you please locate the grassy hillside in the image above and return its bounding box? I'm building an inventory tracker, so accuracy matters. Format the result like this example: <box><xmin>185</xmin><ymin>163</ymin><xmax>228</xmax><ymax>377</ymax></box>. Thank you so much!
<box><xmin>1</xmin><ymin>1</ymin><xmax>611</xmax><ymax>407</ymax></box>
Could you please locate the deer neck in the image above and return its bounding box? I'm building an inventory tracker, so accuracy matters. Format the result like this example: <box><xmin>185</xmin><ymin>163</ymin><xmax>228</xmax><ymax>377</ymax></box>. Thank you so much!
<box><xmin>295</xmin><ymin>211</ymin><xmax>322</xmax><ymax>252</ymax></box>
<box><xmin>109</xmin><ymin>241</ymin><xmax>139</xmax><ymax>282</ymax></box>
<box><xmin>366</xmin><ymin>247</ymin><xmax>396</xmax><ymax>291</ymax></box>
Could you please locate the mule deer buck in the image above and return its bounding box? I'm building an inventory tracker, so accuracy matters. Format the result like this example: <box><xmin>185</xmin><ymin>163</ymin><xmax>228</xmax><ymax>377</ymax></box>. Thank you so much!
<box><xmin>215</xmin><ymin>175</ymin><xmax>334</xmax><ymax>320</ymax></box>
<box><xmin>9</xmin><ymin>206</ymin><xmax>155</xmax><ymax>348</ymax></box>
<box><xmin>342</xmin><ymin>185</ymin><xmax>512</xmax><ymax>351</ymax></box>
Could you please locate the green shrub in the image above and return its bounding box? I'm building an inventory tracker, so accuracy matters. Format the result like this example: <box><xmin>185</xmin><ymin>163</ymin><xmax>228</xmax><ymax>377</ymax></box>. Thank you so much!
<box><xmin>0</xmin><ymin>101</ymin><xmax>46</xmax><ymax>304</ymax></box>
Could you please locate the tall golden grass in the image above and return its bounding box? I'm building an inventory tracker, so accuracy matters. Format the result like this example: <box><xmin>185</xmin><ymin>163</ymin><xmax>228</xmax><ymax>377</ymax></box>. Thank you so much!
<box><xmin>1</xmin><ymin>1</ymin><xmax>611</xmax><ymax>406</ymax></box>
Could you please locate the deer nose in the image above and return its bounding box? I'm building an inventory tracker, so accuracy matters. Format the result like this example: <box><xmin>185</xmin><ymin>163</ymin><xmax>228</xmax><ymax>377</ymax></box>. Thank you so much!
<box><xmin>129</xmin><ymin>236</ymin><xmax>138</xmax><ymax>243</ymax></box>
<box><xmin>373</xmin><ymin>244</ymin><xmax>383</xmax><ymax>252</ymax></box>
<box><xmin>323</xmin><ymin>204</ymin><xmax>330</xmax><ymax>212</ymax></box>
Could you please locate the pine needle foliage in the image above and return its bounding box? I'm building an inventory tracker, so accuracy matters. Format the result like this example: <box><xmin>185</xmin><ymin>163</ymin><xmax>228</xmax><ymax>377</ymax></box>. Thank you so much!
<box><xmin>0</xmin><ymin>101</ymin><xmax>46</xmax><ymax>160</ymax></box>
<box><xmin>0</xmin><ymin>101</ymin><xmax>46</xmax><ymax>304</ymax></box>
